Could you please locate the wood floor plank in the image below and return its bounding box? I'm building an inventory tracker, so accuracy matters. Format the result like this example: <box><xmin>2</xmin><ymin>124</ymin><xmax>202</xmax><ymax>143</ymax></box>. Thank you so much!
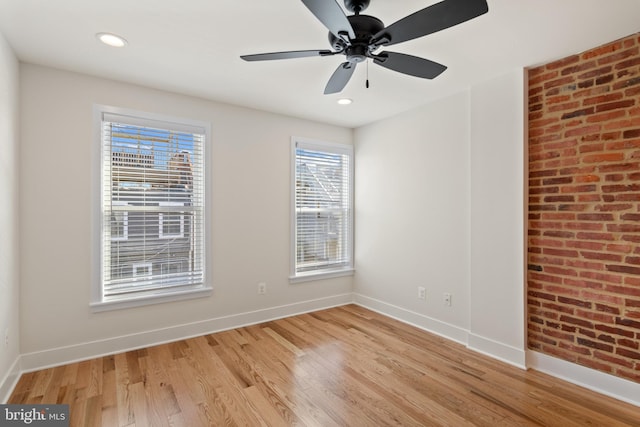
<box><xmin>8</xmin><ymin>304</ymin><xmax>640</xmax><ymax>426</ymax></box>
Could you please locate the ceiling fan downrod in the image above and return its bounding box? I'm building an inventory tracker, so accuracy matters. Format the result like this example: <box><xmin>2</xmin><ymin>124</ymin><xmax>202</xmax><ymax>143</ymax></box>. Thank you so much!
<box><xmin>344</xmin><ymin>0</ymin><xmax>370</xmax><ymax>14</ymax></box>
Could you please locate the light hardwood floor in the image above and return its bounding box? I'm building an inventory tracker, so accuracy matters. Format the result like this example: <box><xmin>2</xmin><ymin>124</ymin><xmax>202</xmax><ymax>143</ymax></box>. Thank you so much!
<box><xmin>9</xmin><ymin>304</ymin><xmax>640</xmax><ymax>426</ymax></box>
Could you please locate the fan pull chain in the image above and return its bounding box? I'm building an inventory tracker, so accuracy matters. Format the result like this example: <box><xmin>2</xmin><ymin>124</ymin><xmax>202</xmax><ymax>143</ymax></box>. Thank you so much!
<box><xmin>366</xmin><ymin>59</ymin><xmax>370</xmax><ymax>89</ymax></box>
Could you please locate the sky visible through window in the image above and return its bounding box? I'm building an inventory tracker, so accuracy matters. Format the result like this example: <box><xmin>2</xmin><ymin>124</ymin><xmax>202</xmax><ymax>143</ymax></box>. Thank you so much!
<box><xmin>111</xmin><ymin>124</ymin><xmax>194</xmax><ymax>170</ymax></box>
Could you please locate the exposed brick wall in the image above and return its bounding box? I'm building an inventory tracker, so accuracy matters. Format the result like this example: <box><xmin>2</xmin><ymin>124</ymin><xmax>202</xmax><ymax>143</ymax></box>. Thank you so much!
<box><xmin>527</xmin><ymin>33</ymin><xmax>640</xmax><ymax>382</ymax></box>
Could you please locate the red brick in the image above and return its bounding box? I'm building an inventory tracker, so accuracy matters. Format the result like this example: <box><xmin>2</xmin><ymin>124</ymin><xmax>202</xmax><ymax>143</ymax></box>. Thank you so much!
<box><xmin>580</xmin><ymin>270</ymin><xmax>624</xmax><ymax>283</ymax></box>
<box><xmin>595</xmin><ymin>303</ymin><xmax>621</xmax><ymax>315</ymax></box>
<box><xmin>583</xmin><ymin>152</ymin><xmax>625</xmax><ymax>163</ymax></box>
<box><xmin>607</xmin><ymin>243</ymin><xmax>634</xmax><ymax>253</ymax></box>
<box><xmin>530</xmin><ymin>70</ymin><xmax>559</xmax><ymax>86</ymax></box>
<box><xmin>613</xmin><ymin>76</ymin><xmax>640</xmax><ymax>91</ymax></box>
<box><xmin>616</xmin><ymin>347</ymin><xmax>640</xmax><ymax>360</ymax></box>
<box><xmin>607</xmin><ymin>223</ymin><xmax>640</xmax><ymax>233</ymax></box>
<box><xmin>607</xmin><ymin>264</ymin><xmax>640</xmax><ymax>275</ymax></box>
<box><xmin>594</xmin><ymin>351</ymin><xmax>635</xmax><ymax>368</ymax></box>
<box><xmin>626</xmin><ymin>299</ymin><xmax>640</xmax><ymax>308</ymax></box>
<box><xmin>595</xmin><ymin>100</ymin><xmax>636</xmax><ymax>113</ymax></box>
<box><xmin>618</xmin><ymin>338</ymin><xmax>639</xmax><ymax>349</ymax></box>
<box><xmin>583</xmin><ymin>42</ymin><xmax>623</xmax><ymax>60</ymax></box>
<box><xmin>561</xmin><ymin>184</ymin><xmax>597</xmax><ymax>193</ymax></box>
<box><xmin>615</xmin><ymin>57</ymin><xmax>640</xmax><ymax>70</ymax></box>
<box><xmin>602</xmin><ymin>184</ymin><xmax>640</xmax><ymax>193</ymax></box>
<box><xmin>549</xmin><ymin>101</ymin><xmax>581</xmax><ymax>113</ymax></box>
<box><xmin>594</xmin><ymin>324</ymin><xmax>635</xmax><ymax>338</ymax></box>
<box><xmin>578</xmin><ymin>66</ymin><xmax>613</xmax><ymax>80</ymax></box>
<box><xmin>565</xmin><ymin>125</ymin><xmax>602</xmax><ymax>138</ymax></box>
<box><xmin>560</xmin><ymin>315</ymin><xmax>594</xmax><ymax>329</ymax></box>
<box><xmin>547</xmin><ymin>55</ymin><xmax>581</xmax><ymax>70</ymax></box>
<box><xmin>598</xmin><ymin>47</ymin><xmax>640</xmax><ymax>65</ymax></box>
<box><xmin>582</xmin><ymin>291</ymin><xmax>624</xmax><ymax>305</ymax></box>
<box><xmin>583</xmin><ymin>92</ymin><xmax>624</xmax><ymax>106</ymax></box>
<box><xmin>576</xmin><ymin>357</ymin><xmax>612</xmax><ymax>372</ymax></box>
<box><xmin>565</xmin><ymin>222</ymin><xmax>602</xmax><ymax>231</ymax></box>
<box><xmin>623</xmin><ymin>129</ymin><xmax>640</xmax><ymax>139</ymax></box>
<box><xmin>575</xmin><ymin>174</ymin><xmax>600</xmax><ymax>182</ymax></box>
<box><xmin>566</xmin><ymin>259</ymin><xmax>605</xmax><ymax>270</ymax></box>
<box><xmin>577</xmin><ymin>337</ymin><xmax>613</xmax><ymax>352</ymax></box>
<box><xmin>561</xmin><ymin>60</ymin><xmax>598</xmax><ymax>76</ymax></box>
<box><xmin>594</xmin><ymin>203</ymin><xmax>634</xmax><ymax>212</ymax></box>
<box><xmin>587</xmin><ymin>110</ymin><xmax>627</xmax><ymax>123</ymax></box>
<box><xmin>617</xmin><ymin>369</ymin><xmax>640</xmax><ymax>382</ymax></box>
<box><xmin>606</xmin><ymin>284</ymin><xmax>640</xmax><ymax>297</ymax></box>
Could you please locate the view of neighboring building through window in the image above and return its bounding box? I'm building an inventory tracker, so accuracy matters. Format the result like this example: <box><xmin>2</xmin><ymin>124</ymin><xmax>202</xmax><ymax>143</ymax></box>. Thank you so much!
<box><xmin>95</xmin><ymin>107</ymin><xmax>208</xmax><ymax>307</ymax></box>
<box><xmin>291</xmin><ymin>138</ymin><xmax>354</xmax><ymax>280</ymax></box>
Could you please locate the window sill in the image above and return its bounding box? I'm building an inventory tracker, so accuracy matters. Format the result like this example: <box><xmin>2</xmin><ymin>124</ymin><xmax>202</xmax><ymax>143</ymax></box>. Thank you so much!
<box><xmin>289</xmin><ymin>268</ymin><xmax>354</xmax><ymax>284</ymax></box>
<box><xmin>90</xmin><ymin>286</ymin><xmax>212</xmax><ymax>312</ymax></box>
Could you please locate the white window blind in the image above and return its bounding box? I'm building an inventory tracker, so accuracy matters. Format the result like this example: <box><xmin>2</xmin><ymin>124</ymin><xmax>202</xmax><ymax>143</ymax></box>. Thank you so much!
<box><xmin>292</xmin><ymin>138</ymin><xmax>353</xmax><ymax>278</ymax></box>
<box><xmin>100</xmin><ymin>111</ymin><xmax>206</xmax><ymax>301</ymax></box>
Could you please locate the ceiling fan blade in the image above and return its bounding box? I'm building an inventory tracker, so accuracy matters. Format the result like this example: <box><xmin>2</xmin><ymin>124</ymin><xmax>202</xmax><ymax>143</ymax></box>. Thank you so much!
<box><xmin>324</xmin><ymin>62</ymin><xmax>356</xmax><ymax>94</ymax></box>
<box><xmin>373</xmin><ymin>51</ymin><xmax>447</xmax><ymax>79</ymax></box>
<box><xmin>302</xmin><ymin>0</ymin><xmax>356</xmax><ymax>40</ymax></box>
<box><xmin>241</xmin><ymin>50</ymin><xmax>334</xmax><ymax>61</ymax></box>
<box><xmin>373</xmin><ymin>0</ymin><xmax>488</xmax><ymax>47</ymax></box>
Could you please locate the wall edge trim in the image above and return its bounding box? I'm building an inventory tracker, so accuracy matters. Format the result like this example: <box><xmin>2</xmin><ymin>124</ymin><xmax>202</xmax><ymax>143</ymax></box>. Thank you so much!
<box><xmin>527</xmin><ymin>350</ymin><xmax>640</xmax><ymax>407</ymax></box>
<box><xmin>468</xmin><ymin>333</ymin><xmax>527</xmax><ymax>369</ymax></box>
<box><xmin>0</xmin><ymin>356</ymin><xmax>21</xmax><ymax>404</ymax></box>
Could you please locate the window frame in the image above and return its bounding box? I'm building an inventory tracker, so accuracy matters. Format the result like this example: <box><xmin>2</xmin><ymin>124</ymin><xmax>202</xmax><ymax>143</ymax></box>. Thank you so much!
<box><xmin>158</xmin><ymin>201</ymin><xmax>185</xmax><ymax>239</ymax></box>
<box><xmin>290</xmin><ymin>136</ymin><xmax>355</xmax><ymax>283</ymax></box>
<box><xmin>91</xmin><ymin>105</ymin><xmax>212</xmax><ymax>312</ymax></box>
<box><xmin>110</xmin><ymin>201</ymin><xmax>129</xmax><ymax>242</ymax></box>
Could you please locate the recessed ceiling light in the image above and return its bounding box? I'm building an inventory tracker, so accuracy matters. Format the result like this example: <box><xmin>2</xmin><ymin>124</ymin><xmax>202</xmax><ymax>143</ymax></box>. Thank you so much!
<box><xmin>96</xmin><ymin>32</ymin><xmax>128</xmax><ymax>47</ymax></box>
<box><xmin>337</xmin><ymin>98</ymin><xmax>353</xmax><ymax>105</ymax></box>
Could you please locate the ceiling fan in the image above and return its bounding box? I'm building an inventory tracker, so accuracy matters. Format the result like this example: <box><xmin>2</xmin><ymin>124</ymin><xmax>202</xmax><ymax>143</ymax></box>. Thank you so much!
<box><xmin>241</xmin><ymin>0</ymin><xmax>489</xmax><ymax>94</ymax></box>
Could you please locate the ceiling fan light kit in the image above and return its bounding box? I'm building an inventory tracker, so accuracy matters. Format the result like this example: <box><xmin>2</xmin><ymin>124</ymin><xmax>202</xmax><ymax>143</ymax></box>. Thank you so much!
<box><xmin>241</xmin><ymin>0</ymin><xmax>488</xmax><ymax>94</ymax></box>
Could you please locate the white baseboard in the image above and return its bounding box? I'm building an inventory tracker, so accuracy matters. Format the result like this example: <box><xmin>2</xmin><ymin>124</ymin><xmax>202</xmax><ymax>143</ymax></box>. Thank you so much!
<box><xmin>20</xmin><ymin>293</ymin><xmax>353</xmax><ymax>373</ymax></box>
<box><xmin>352</xmin><ymin>293</ymin><xmax>469</xmax><ymax>345</ymax></box>
<box><xmin>468</xmin><ymin>333</ymin><xmax>526</xmax><ymax>369</ymax></box>
<box><xmin>527</xmin><ymin>350</ymin><xmax>640</xmax><ymax>407</ymax></box>
<box><xmin>0</xmin><ymin>356</ymin><xmax>21</xmax><ymax>404</ymax></box>
<box><xmin>353</xmin><ymin>293</ymin><xmax>528</xmax><ymax>369</ymax></box>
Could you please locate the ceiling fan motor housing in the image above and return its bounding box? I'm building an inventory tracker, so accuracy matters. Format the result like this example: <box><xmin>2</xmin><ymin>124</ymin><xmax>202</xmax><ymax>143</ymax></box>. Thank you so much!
<box><xmin>327</xmin><ymin>14</ymin><xmax>385</xmax><ymax>60</ymax></box>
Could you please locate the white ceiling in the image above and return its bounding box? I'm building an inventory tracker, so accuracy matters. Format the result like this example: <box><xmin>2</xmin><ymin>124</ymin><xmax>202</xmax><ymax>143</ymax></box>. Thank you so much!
<box><xmin>1</xmin><ymin>0</ymin><xmax>639</xmax><ymax>128</ymax></box>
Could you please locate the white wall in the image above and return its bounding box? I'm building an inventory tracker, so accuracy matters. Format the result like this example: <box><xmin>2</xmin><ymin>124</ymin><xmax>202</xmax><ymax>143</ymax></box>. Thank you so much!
<box><xmin>353</xmin><ymin>92</ymin><xmax>472</xmax><ymax>343</ymax></box>
<box><xmin>353</xmin><ymin>74</ymin><xmax>527</xmax><ymax>367</ymax></box>
<box><xmin>0</xmin><ymin>31</ymin><xmax>20</xmax><ymax>401</ymax></box>
<box><xmin>18</xmin><ymin>64</ymin><xmax>353</xmax><ymax>369</ymax></box>
<box><xmin>469</xmin><ymin>70</ymin><xmax>526</xmax><ymax>366</ymax></box>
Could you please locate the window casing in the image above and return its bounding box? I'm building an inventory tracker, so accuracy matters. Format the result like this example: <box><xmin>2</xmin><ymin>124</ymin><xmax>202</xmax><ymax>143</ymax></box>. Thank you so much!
<box><xmin>291</xmin><ymin>137</ymin><xmax>354</xmax><ymax>282</ymax></box>
<box><xmin>159</xmin><ymin>202</ymin><xmax>185</xmax><ymax>239</ymax></box>
<box><xmin>93</xmin><ymin>106</ymin><xmax>211</xmax><ymax>310</ymax></box>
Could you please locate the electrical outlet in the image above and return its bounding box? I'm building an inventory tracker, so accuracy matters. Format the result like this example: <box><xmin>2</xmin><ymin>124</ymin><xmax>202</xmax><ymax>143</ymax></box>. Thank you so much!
<box><xmin>443</xmin><ymin>293</ymin><xmax>452</xmax><ymax>307</ymax></box>
<box><xmin>418</xmin><ymin>287</ymin><xmax>426</xmax><ymax>300</ymax></box>
<box><xmin>258</xmin><ymin>282</ymin><xmax>267</xmax><ymax>295</ymax></box>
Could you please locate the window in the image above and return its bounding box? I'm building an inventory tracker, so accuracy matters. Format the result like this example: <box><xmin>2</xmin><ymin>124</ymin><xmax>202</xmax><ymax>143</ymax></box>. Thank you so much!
<box><xmin>93</xmin><ymin>105</ymin><xmax>211</xmax><ymax>310</ymax></box>
<box><xmin>110</xmin><ymin>201</ymin><xmax>128</xmax><ymax>241</ymax></box>
<box><xmin>132</xmin><ymin>263</ymin><xmax>153</xmax><ymax>277</ymax></box>
<box><xmin>159</xmin><ymin>202</ymin><xmax>185</xmax><ymax>239</ymax></box>
<box><xmin>291</xmin><ymin>137</ymin><xmax>354</xmax><ymax>282</ymax></box>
